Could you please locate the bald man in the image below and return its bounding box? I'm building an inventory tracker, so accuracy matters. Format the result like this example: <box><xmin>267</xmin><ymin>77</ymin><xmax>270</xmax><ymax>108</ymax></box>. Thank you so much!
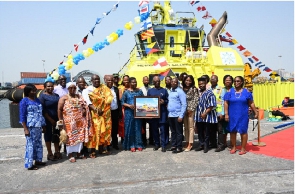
<box><xmin>147</xmin><ymin>75</ymin><xmax>169</xmax><ymax>152</ymax></box>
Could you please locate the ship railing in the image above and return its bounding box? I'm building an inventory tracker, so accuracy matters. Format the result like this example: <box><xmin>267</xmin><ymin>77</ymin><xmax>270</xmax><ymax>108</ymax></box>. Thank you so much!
<box><xmin>131</xmin><ymin>43</ymin><xmax>208</xmax><ymax>63</ymax></box>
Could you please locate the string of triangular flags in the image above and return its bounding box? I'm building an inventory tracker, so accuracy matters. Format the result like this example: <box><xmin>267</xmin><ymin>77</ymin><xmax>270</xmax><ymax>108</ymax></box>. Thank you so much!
<box><xmin>45</xmin><ymin>1</ymin><xmax>163</xmax><ymax>82</ymax></box>
<box><xmin>189</xmin><ymin>1</ymin><xmax>273</xmax><ymax>72</ymax></box>
<box><xmin>137</xmin><ymin>0</ymin><xmax>168</xmax><ymax>69</ymax></box>
<box><xmin>45</xmin><ymin>2</ymin><xmax>120</xmax><ymax>81</ymax></box>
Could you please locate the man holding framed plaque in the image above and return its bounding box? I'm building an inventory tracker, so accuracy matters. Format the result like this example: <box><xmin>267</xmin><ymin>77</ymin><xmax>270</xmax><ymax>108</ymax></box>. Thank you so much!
<box><xmin>147</xmin><ymin>75</ymin><xmax>169</xmax><ymax>152</ymax></box>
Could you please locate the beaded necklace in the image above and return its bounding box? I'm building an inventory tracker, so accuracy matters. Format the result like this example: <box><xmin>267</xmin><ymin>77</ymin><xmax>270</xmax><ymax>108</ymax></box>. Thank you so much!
<box><xmin>68</xmin><ymin>94</ymin><xmax>80</xmax><ymax>108</ymax></box>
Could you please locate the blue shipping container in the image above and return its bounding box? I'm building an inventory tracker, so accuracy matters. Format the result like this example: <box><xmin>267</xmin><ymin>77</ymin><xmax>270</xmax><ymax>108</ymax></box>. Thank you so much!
<box><xmin>19</xmin><ymin>73</ymin><xmax>71</xmax><ymax>84</ymax></box>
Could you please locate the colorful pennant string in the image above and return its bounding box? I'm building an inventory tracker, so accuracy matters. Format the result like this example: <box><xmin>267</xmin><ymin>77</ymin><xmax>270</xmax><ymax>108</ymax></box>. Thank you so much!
<box><xmin>190</xmin><ymin>1</ymin><xmax>273</xmax><ymax>72</ymax></box>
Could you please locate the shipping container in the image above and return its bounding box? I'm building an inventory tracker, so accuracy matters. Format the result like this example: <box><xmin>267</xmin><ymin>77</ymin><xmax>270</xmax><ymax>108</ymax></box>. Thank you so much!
<box><xmin>20</xmin><ymin>72</ymin><xmax>47</xmax><ymax>78</ymax></box>
<box><xmin>19</xmin><ymin>78</ymin><xmax>46</xmax><ymax>84</ymax></box>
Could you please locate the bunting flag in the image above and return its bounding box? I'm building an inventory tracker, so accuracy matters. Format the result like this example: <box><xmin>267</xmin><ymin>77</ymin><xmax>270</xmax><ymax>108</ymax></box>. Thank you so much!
<box><xmin>90</xmin><ymin>26</ymin><xmax>96</xmax><ymax>36</ymax></box>
<box><xmin>237</xmin><ymin>45</ymin><xmax>246</xmax><ymax>51</ymax></box>
<box><xmin>202</xmin><ymin>11</ymin><xmax>212</xmax><ymax>19</ymax></box>
<box><xmin>252</xmin><ymin>56</ymin><xmax>259</xmax><ymax>61</ymax></box>
<box><xmin>231</xmin><ymin>39</ymin><xmax>238</xmax><ymax>44</ymax></box>
<box><xmin>255</xmin><ymin>62</ymin><xmax>262</xmax><ymax>66</ymax></box>
<box><xmin>96</xmin><ymin>18</ymin><xmax>102</xmax><ymax>24</ymax></box>
<box><xmin>141</xmin><ymin>28</ymin><xmax>155</xmax><ymax>40</ymax></box>
<box><xmin>139</xmin><ymin>0</ymin><xmax>150</xmax><ymax>7</ymax></box>
<box><xmin>140</xmin><ymin>17</ymin><xmax>152</xmax><ymax>30</ymax></box>
<box><xmin>221</xmin><ymin>28</ymin><xmax>226</xmax><ymax>33</ymax></box>
<box><xmin>145</xmin><ymin>41</ymin><xmax>160</xmax><ymax>54</ymax></box>
<box><xmin>139</xmin><ymin>4</ymin><xmax>149</xmax><ymax>15</ymax></box>
<box><xmin>225</xmin><ymin>32</ymin><xmax>232</xmax><ymax>37</ymax></box>
<box><xmin>159</xmin><ymin>69</ymin><xmax>175</xmax><ymax>80</ymax></box>
<box><xmin>103</xmin><ymin>9</ymin><xmax>112</xmax><ymax>16</ymax></box>
<box><xmin>258</xmin><ymin>64</ymin><xmax>265</xmax><ymax>68</ymax></box>
<box><xmin>248</xmin><ymin>58</ymin><xmax>254</xmax><ymax>63</ymax></box>
<box><xmin>209</xmin><ymin>18</ymin><xmax>217</xmax><ymax>27</ymax></box>
<box><xmin>219</xmin><ymin>35</ymin><xmax>232</xmax><ymax>42</ymax></box>
<box><xmin>82</xmin><ymin>35</ymin><xmax>88</xmax><ymax>45</ymax></box>
<box><xmin>264</xmin><ymin>67</ymin><xmax>272</xmax><ymax>72</ymax></box>
<box><xmin>153</xmin><ymin>57</ymin><xmax>168</xmax><ymax>68</ymax></box>
<box><xmin>190</xmin><ymin>1</ymin><xmax>200</xmax><ymax>6</ymax></box>
<box><xmin>243</xmin><ymin>50</ymin><xmax>252</xmax><ymax>57</ymax></box>
<box><xmin>59</xmin><ymin>61</ymin><xmax>63</xmax><ymax>65</ymax></box>
<box><xmin>74</xmin><ymin>44</ymin><xmax>79</xmax><ymax>52</ymax></box>
<box><xmin>112</xmin><ymin>2</ymin><xmax>119</xmax><ymax>11</ymax></box>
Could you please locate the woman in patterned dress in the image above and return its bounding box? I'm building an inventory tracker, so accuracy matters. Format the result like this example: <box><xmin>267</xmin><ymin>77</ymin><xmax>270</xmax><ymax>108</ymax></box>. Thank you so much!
<box><xmin>182</xmin><ymin>75</ymin><xmax>199</xmax><ymax>151</ymax></box>
<box><xmin>19</xmin><ymin>83</ymin><xmax>46</xmax><ymax>170</ymax></box>
<box><xmin>57</xmin><ymin>82</ymin><xmax>91</xmax><ymax>162</ymax></box>
<box><xmin>121</xmin><ymin>77</ymin><xmax>144</xmax><ymax>152</ymax></box>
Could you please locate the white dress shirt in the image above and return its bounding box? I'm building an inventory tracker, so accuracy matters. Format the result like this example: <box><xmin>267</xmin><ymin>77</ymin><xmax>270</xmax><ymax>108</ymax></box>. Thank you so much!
<box><xmin>110</xmin><ymin>86</ymin><xmax>118</xmax><ymax>110</ymax></box>
<box><xmin>140</xmin><ymin>85</ymin><xmax>151</xmax><ymax>96</ymax></box>
<box><xmin>82</xmin><ymin>86</ymin><xmax>94</xmax><ymax>105</ymax></box>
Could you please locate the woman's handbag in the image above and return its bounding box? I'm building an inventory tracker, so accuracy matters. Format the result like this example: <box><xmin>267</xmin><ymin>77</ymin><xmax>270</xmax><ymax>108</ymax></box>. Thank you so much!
<box><xmin>52</xmin><ymin>127</ymin><xmax>60</xmax><ymax>143</ymax></box>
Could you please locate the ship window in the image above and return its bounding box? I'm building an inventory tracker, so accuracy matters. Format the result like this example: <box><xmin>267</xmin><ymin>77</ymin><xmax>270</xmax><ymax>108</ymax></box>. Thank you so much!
<box><xmin>170</xmin><ymin>36</ymin><xmax>174</xmax><ymax>56</ymax></box>
<box><xmin>185</xmin><ymin>30</ymin><xmax>200</xmax><ymax>51</ymax></box>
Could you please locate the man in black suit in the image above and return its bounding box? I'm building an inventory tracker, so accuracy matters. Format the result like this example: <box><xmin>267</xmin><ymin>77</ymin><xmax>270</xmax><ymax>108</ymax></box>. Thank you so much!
<box><xmin>106</xmin><ymin>75</ymin><xmax>122</xmax><ymax>150</ymax></box>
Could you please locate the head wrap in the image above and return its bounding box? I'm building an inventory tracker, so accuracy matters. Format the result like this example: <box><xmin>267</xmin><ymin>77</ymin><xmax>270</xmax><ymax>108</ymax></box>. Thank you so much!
<box><xmin>66</xmin><ymin>82</ymin><xmax>76</xmax><ymax>89</ymax></box>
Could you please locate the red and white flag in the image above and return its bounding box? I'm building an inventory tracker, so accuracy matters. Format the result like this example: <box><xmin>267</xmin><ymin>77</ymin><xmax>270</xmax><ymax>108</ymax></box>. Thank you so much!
<box><xmin>139</xmin><ymin>0</ymin><xmax>149</xmax><ymax>7</ymax></box>
<box><xmin>153</xmin><ymin>57</ymin><xmax>168</xmax><ymax>69</ymax></box>
<box><xmin>202</xmin><ymin>11</ymin><xmax>212</xmax><ymax>19</ymax></box>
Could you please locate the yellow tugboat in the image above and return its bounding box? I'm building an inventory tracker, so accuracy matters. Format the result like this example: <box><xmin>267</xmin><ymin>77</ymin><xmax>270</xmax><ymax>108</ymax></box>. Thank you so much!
<box><xmin>119</xmin><ymin>1</ymin><xmax>244</xmax><ymax>87</ymax></box>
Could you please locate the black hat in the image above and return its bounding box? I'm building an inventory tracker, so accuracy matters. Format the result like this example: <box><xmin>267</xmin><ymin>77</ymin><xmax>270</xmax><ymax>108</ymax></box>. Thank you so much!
<box><xmin>113</xmin><ymin>73</ymin><xmax>119</xmax><ymax>77</ymax></box>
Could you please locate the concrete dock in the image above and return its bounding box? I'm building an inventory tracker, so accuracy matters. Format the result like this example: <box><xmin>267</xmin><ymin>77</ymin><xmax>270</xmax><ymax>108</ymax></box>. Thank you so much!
<box><xmin>0</xmin><ymin>118</ymin><xmax>293</xmax><ymax>194</ymax></box>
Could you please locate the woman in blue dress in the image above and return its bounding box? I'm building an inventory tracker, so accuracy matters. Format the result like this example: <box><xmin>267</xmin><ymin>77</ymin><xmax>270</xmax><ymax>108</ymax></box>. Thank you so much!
<box><xmin>224</xmin><ymin>76</ymin><xmax>258</xmax><ymax>155</ymax></box>
<box><xmin>121</xmin><ymin>77</ymin><xmax>144</xmax><ymax>152</ymax></box>
<box><xmin>19</xmin><ymin>84</ymin><xmax>46</xmax><ymax>170</ymax></box>
<box><xmin>39</xmin><ymin>81</ymin><xmax>61</xmax><ymax>161</ymax></box>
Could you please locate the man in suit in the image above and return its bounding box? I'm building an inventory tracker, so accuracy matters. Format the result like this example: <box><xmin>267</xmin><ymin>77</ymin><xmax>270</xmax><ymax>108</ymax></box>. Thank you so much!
<box><xmin>139</xmin><ymin>76</ymin><xmax>152</xmax><ymax>146</ymax></box>
<box><xmin>105</xmin><ymin>75</ymin><xmax>122</xmax><ymax>150</ymax></box>
<box><xmin>147</xmin><ymin>75</ymin><xmax>169</xmax><ymax>152</ymax></box>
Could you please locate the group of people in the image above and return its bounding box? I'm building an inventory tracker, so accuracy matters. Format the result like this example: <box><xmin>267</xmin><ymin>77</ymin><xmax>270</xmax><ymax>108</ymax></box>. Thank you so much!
<box><xmin>19</xmin><ymin>72</ymin><xmax>258</xmax><ymax>170</ymax></box>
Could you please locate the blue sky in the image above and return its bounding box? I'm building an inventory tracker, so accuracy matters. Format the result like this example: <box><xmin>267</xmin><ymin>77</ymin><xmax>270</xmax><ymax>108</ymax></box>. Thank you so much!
<box><xmin>0</xmin><ymin>1</ymin><xmax>294</xmax><ymax>83</ymax></box>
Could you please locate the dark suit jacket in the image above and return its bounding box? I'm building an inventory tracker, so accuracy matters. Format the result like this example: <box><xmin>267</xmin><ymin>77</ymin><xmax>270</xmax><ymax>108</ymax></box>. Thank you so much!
<box><xmin>113</xmin><ymin>86</ymin><xmax>123</xmax><ymax>119</ymax></box>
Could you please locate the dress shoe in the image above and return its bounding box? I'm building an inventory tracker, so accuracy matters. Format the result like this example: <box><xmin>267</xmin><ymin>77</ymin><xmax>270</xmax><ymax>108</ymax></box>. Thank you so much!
<box><xmin>161</xmin><ymin>147</ymin><xmax>166</xmax><ymax>152</ymax></box>
<box><xmin>172</xmin><ymin>148</ymin><xmax>183</xmax><ymax>154</ymax></box>
<box><xmin>209</xmin><ymin>144</ymin><xmax>217</xmax><ymax>149</ymax></box>
<box><xmin>215</xmin><ymin>146</ymin><xmax>225</xmax><ymax>152</ymax></box>
<box><xmin>195</xmin><ymin>146</ymin><xmax>204</xmax><ymax>151</ymax></box>
<box><xmin>203</xmin><ymin>147</ymin><xmax>209</xmax><ymax>153</ymax></box>
<box><xmin>167</xmin><ymin>147</ymin><xmax>176</xmax><ymax>151</ymax></box>
<box><xmin>153</xmin><ymin>146</ymin><xmax>160</xmax><ymax>151</ymax></box>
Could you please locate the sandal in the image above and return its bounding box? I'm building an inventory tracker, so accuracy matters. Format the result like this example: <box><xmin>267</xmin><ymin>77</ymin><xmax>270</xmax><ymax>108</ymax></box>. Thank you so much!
<box><xmin>54</xmin><ymin>152</ymin><xmax>62</xmax><ymax>160</ymax></box>
<box><xmin>230</xmin><ymin>149</ymin><xmax>237</xmax><ymax>154</ymax></box>
<box><xmin>47</xmin><ymin>154</ymin><xmax>57</xmax><ymax>161</ymax></box>
<box><xmin>239</xmin><ymin>150</ymin><xmax>247</xmax><ymax>155</ymax></box>
<box><xmin>69</xmin><ymin>157</ymin><xmax>76</xmax><ymax>163</ymax></box>
<box><xmin>76</xmin><ymin>153</ymin><xmax>87</xmax><ymax>159</ymax></box>
<box><xmin>28</xmin><ymin>165</ymin><xmax>38</xmax><ymax>170</ymax></box>
<box><xmin>35</xmin><ymin>161</ymin><xmax>46</xmax><ymax>166</ymax></box>
<box><xmin>89</xmin><ymin>152</ymin><xmax>96</xmax><ymax>159</ymax></box>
